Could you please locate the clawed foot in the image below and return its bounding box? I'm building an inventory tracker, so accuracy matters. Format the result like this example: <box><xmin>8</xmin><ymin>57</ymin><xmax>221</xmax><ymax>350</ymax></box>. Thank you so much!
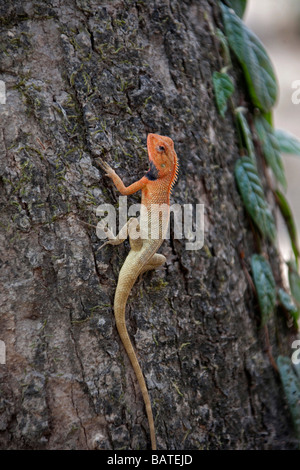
<box><xmin>97</xmin><ymin>158</ymin><xmax>116</xmax><ymax>179</ymax></box>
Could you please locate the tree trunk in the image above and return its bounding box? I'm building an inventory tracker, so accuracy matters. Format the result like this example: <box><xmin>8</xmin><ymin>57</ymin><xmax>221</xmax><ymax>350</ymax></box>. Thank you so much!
<box><xmin>0</xmin><ymin>0</ymin><xmax>297</xmax><ymax>450</ymax></box>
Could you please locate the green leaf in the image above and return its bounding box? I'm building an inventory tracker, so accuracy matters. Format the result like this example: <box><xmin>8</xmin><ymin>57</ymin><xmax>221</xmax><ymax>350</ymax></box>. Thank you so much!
<box><xmin>255</xmin><ymin>115</ymin><xmax>287</xmax><ymax>190</ymax></box>
<box><xmin>251</xmin><ymin>254</ymin><xmax>276</xmax><ymax>324</ymax></box>
<box><xmin>224</xmin><ymin>0</ymin><xmax>247</xmax><ymax>18</ymax></box>
<box><xmin>277</xmin><ymin>356</ymin><xmax>300</xmax><ymax>440</ymax></box>
<box><xmin>212</xmin><ymin>71</ymin><xmax>235</xmax><ymax>117</ymax></box>
<box><xmin>235</xmin><ymin>157</ymin><xmax>276</xmax><ymax>242</ymax></box>
<box><xmin>275</xmin><ymin>189</ymin><xmax>299</xmax><ymax>262</ymax></box>
<box><xmin>274</xmin><ymin>129</ymin><xmax>300</xmax><ymax>156</ymax></box>
<box><xmin>288</xmin><ymin>261</ymin><xmax>300</xmax><ymax>307</ymax></box>
<box><xmin>215</xmin><ymin>28</ymin><xmax>232</xmax><ymax>65</ymax></box>
<box><xmin>235</xmin><ymin>107</ymin><xmax>256</xmax><ymax>161</ymax></box>
<box><xmin>220</xmin><ymin>3</ymin><xmax>277</xmax><ymax>112</ymax></box>
<box><xmin>262</xmin><ymin>110</ymin><xmax>273</xmax><ymax>127</ymax></box>
<box><xmin>278</xmin><ymin>288</ymin><xmax>299</xmax><ymax>323</ymax></box>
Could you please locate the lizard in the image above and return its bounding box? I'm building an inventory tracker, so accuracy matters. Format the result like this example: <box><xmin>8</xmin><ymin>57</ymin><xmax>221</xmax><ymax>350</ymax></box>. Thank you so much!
<box><xmin>98</xmin><ymin>133</ymin><xmax>178</xmax><ymax>450</ymax></box>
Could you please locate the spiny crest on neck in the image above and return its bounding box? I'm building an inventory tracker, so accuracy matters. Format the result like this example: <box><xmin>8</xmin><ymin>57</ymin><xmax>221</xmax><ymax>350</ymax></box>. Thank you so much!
<box><xmin>146</xmin><ymin>133</ymin><xmax>178</xmax><ymax>191</ymax></box>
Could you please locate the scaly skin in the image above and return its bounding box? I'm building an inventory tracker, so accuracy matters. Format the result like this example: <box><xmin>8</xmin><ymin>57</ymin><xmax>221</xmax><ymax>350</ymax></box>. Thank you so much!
<box><xmin>99</xmin><ymin>134</ymin><xmax>178</xmax><ymax>450</ymax></box>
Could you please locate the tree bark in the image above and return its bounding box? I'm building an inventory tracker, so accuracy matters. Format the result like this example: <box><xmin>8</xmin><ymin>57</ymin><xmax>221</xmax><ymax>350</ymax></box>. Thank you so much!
<box><xmin>0</xmin><ymin>0</ymin><xmax>297</xmax><ymax>450</ymax></box>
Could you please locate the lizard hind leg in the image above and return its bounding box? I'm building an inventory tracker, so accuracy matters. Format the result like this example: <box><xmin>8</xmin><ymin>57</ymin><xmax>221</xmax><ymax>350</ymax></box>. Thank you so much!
<box><xmin>139</xmin><ymin>253</ymin><xmax>166</xmax><ymax>276</ymax></box>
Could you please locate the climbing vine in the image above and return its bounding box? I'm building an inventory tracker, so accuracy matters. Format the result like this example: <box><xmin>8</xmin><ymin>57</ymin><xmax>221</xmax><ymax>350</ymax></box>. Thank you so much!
<box><xmin>213</xmin><ymin>0</ymin><xmax>300</xmax><ymax>442</ymax></box>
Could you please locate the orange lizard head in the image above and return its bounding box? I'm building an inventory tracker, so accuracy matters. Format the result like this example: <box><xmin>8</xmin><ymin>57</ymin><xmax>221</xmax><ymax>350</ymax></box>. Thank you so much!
<box><xmin>146</xmin><ymin>134</ymin><xmax>178</xmax><ymax>185</ymax></box>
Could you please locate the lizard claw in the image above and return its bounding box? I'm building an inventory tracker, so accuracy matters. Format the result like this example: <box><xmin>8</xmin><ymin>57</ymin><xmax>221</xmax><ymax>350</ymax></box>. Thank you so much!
<box><xmin>97</xmin><ymin>240</ymin><xmax>110</xmax><ymax>251</ymax></box>
<box><xmin>97</xmin><ymin>157</ymin><xmax>108</xmax><ymax>170</ymax></box>
<box><xmin>97</xmin><ymin>158</ymin><xmax>115</xmax><ymax>178</ymax></box>
<box><xmin>79</xmin><ymin>219</ymin><xmax>97</xmax><ymax>230</ymax></box>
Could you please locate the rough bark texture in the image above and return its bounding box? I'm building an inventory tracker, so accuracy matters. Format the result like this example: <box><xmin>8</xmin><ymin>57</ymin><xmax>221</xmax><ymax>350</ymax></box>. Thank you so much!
<box><xmin>0</xmin><ymin>0</ymin><xmax>297</xmax><ymax>450</ymax></box>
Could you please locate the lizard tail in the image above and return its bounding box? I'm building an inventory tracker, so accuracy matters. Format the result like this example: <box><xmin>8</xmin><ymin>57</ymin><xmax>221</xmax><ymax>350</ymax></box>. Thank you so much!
<box><xmin>114</xmin><ymin>277</ymin><xmax>157</xmax><ymax>451</ymax></box>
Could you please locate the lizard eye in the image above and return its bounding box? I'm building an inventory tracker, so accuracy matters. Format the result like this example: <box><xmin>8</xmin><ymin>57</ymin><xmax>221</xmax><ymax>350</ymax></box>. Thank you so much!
<box><xmin>161</xmin><ymin>163</ymin><xmax>166</xmax><ymax>168</ymax></box>
<box><xmin>158</xmin><ymin>145</ymin><xmax>165</xmax><ymax>152</ymax></box>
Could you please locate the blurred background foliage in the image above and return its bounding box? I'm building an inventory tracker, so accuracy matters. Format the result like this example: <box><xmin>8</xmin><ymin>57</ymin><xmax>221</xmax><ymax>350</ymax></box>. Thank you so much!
<box><xmin>246</xmin><ymin>0</ymin><xmax>300</xmax><ymax>261</ymax></box>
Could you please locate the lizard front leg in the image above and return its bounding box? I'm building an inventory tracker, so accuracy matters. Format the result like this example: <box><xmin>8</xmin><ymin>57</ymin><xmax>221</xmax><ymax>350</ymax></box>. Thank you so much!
<box><xmin>98</xmin><ymin>217</ymin><xmax>143</xmax><ymax>251</ymax></box>
<box><xmin>97</xmin><ymin>158</ymin><xmax>147</xmax><ymax>195</ymax></box>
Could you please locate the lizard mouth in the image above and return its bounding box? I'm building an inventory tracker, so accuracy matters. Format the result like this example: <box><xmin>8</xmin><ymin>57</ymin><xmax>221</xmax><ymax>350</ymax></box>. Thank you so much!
<box><xmin>145</xmin><ymin>160</ymin><xmax>159</xmax><ymax>181</ymax></box>
<box><xmin>146</xmin><ymin>133</ymin><xmax>178</xmax><ymax>188</ymax></box>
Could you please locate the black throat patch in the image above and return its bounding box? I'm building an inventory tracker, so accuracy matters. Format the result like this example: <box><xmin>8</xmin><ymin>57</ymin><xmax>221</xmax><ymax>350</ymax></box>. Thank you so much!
<box><xmin>145</xmin><ymin>160</ymin><xmax>159</xmax><ymax>181</ymax></box>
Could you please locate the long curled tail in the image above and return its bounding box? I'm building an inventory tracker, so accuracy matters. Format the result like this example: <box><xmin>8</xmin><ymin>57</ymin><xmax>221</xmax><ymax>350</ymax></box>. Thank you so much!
<box><xmin>114</xmin><ymin>274</ymin><xmax>156</xmax><ymax>450</ymax></box>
